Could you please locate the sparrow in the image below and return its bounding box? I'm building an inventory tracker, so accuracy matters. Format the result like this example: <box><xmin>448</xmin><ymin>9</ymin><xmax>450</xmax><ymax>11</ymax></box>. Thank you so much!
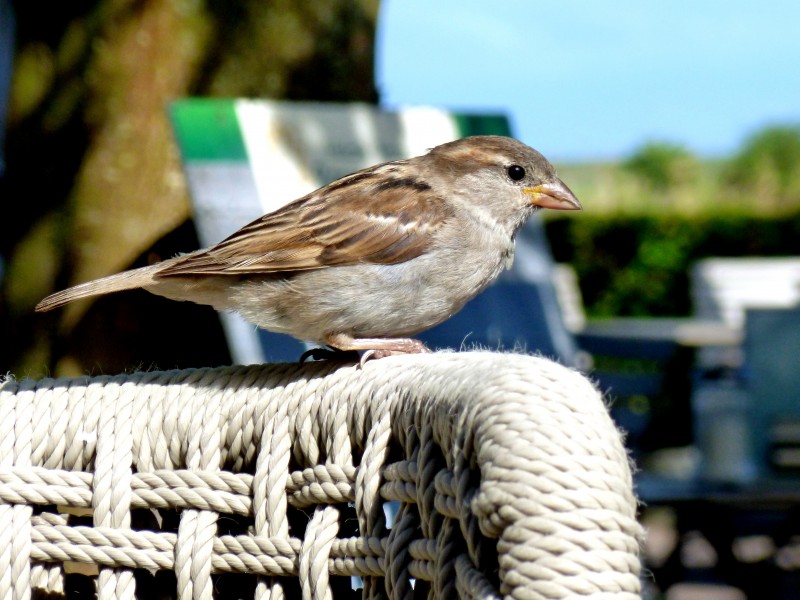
<box><xmin>36</xmin><ymin>135</ymin><xmax>581</xmax><ymax>359</ymax></box>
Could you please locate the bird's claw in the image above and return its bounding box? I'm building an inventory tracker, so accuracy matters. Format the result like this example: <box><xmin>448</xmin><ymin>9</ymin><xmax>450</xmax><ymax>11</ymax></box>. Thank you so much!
<box><xmin>358</xmin><ymin>345</ymin><xmax>432</xmax><ymax>367</ymax></box>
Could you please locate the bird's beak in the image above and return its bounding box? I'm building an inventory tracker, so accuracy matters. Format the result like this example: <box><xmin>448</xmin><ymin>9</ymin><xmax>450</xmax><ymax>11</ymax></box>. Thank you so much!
<box><xmin>524</xmin><ymin>179</ymin><xmax>582</xmax><ymax>210</ymax></box>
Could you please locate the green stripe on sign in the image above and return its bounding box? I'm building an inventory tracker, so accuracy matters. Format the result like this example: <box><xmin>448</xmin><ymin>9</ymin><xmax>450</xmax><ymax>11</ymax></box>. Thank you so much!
<box><xmin>170</xmin><ymin>99</ymin><xmax>248</xmax><ymax>161</ymax></box>
<box><xmin>454</xmin><ymin>114</ymin><xmax>512</xmax><ymax>138</ymax></box>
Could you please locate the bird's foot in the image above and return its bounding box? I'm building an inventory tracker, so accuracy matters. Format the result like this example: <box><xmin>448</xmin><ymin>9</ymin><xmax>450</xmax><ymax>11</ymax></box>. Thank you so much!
<box><xmin>323</xmin><ymin>334</ymin><xmax>431</xmax><ymax>367</ymax></box>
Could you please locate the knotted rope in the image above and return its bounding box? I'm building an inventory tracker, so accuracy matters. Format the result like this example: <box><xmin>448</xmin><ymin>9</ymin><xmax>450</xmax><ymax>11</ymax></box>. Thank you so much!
<box><xmin>0</xmin><ymin>351</ymin><xmax>642</xmax><ymax>599</ymax></box>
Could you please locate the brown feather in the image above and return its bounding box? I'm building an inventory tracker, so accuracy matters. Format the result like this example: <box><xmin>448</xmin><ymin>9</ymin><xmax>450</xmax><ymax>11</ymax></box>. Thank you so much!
<box><xmin>35</xmin><ymin>265</ymin><xmax>159</xmax><ymax>312</ymax></box>
<box><xmin>157</xmin><ymin>164</ymin><xmax>452</xmax><ymax>278</ymax></box>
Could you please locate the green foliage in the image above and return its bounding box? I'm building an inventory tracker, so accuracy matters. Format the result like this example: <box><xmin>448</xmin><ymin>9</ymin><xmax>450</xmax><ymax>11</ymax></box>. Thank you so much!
<box><xmin>623</xmin><ymin>141</ymin><xmax>698</xmax><ymax>190</ymax></box>
<box><xmin>546</xmin><ymin>212</ymin><xmax>800</xmax><ymax>317</ymax></box>
<box><xmin>724</xmin><ymin>125</ymin><xmax>800</xmax><ymax>206</ymax></box>
<box><xmin>558</xmin><ymin>123</ymin><xmax>800</xmax><ymax>216</ymax></box>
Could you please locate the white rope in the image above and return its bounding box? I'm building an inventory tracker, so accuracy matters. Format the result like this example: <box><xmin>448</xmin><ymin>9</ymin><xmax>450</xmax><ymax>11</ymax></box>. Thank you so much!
<box><xmin>299</xmin><ymin>506</ymin><xmax>340</xmax><ymax>600</ymax></box>
<box><xmin>0</xmin><ymin>372</ymin><xmax>34</xmax><ymax>600</ymax></box>
<box><xmin>175</xmin><ymin>375</ymin><xmax>222</xmax><ymax>600</ymax></box>
<box><xmin>253</xmin><ymin>378</ymin><xmax>291</xmax><ymax>600</ymax></box>
<box><xmin>0</xmin><ymin>351</ymin><xmax>642</xmax><ymax>599</ymax></box>
<box><xmin>93</xmin><ymin>379</ymin><xmax>135</xmax><ymax>600</ymax></box>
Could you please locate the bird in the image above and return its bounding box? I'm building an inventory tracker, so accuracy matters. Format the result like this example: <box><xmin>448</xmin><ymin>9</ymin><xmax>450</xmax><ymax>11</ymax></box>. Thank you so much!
<box><xmin>36</xmin><ymin>135</ymin><xmax>581</xmax><ymax>360</ymax></box>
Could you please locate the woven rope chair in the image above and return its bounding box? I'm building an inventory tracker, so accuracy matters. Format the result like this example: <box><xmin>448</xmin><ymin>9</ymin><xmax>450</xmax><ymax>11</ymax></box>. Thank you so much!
<box><xmin>0</xmin><ymin>351</ymin><xmax>642</xmax><ymax>599</ymax></box>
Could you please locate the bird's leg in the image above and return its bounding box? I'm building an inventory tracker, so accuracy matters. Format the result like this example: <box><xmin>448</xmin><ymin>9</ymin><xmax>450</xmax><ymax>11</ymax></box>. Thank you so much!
<box><xmin>324</xmin><ymin>333</ymin><xmax>431</xmax><ymax>365</ymax></box>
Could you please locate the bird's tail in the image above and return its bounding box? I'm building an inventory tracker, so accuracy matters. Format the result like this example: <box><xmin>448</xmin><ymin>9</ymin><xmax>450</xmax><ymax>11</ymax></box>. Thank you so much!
<box><xmin>35</xmin><ymin>265</ymin><xmax>160</xmax><ymax>312</ymax></box>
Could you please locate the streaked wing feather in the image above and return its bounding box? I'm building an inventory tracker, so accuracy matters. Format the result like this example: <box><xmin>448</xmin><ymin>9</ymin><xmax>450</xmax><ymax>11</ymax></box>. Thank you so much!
<box><xmin>157</xmin><ymin>166</ymin><xmax>450</xmax><ymax>277</ymax></box>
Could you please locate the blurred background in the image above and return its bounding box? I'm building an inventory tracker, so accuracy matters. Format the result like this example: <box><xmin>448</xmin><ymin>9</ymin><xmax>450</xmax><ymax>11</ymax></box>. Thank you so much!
<box><xmin>1</xmin><ymin>1</ymin><xmax>800</xmax><ymax>597</ymax></box>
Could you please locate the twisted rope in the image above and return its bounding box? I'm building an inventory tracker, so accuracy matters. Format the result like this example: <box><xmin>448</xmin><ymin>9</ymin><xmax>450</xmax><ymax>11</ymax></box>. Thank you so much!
<box><xmin>0</xmin><ymin>351</ymin><xmax>642</xmax><ymax>599</ymax></box>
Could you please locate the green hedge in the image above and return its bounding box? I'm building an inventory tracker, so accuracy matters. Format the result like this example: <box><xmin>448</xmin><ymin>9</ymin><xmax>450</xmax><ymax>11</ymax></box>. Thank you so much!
<box><xmin>544</xmin><ymin>212</ymin><xmax>800</xmax><ymax>317</ymax></box>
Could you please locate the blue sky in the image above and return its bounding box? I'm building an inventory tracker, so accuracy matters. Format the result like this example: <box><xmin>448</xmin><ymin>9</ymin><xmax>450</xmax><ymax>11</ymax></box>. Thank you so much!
<box><xmin>376</xmin><ymin>1</ymin><xmax>800</xmax><ymax>162</ymax></box>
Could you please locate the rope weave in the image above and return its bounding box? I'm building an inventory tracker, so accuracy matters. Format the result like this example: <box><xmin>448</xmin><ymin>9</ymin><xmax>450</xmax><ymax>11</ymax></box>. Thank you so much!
<box><xmin>0</xmin><ymin>351</ymin><xmax>642</xmax><ymax>599</ymax></box>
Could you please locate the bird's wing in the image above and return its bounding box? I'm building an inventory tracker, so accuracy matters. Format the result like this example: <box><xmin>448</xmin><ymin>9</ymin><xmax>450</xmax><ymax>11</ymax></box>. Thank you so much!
<box><xmin>157</xmin><ymin>164</ymin><xmax>452</xmax><ymax>277</ymax></box>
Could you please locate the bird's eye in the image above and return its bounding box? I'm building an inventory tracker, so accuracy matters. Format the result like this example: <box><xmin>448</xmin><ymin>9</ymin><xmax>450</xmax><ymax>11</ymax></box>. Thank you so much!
<box><xmin>507</xmin><ymin>165</ymin><xmax>526</xmax><ymax>181</ymax></box>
